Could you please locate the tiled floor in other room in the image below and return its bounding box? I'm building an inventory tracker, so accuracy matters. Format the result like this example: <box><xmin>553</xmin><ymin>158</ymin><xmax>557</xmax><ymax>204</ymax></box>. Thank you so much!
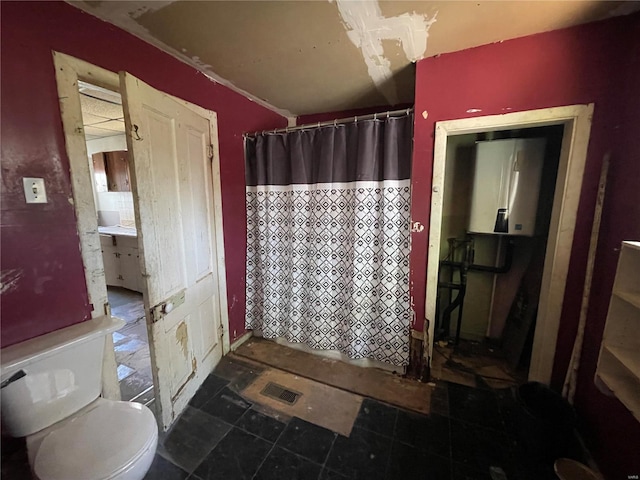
<box><xmin>109</xmin><ymin>286</ymin><xmax>154</xmax><ymax>405</ymax></box>
<box><xmin>144</xmin><ymin>355</ymin><xmax>583</xmax><ymax>480</ymax></box>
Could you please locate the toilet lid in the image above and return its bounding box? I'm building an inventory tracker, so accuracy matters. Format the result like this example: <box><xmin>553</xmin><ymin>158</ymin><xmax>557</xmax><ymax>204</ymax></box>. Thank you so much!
<box><xmin>34</xmin><ymin>401</ymin><xmax>157</xmax><ymax>480</ymax></box>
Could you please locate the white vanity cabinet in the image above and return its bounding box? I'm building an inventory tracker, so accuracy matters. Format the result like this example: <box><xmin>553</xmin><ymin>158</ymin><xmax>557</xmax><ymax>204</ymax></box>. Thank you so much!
<box><xmin>100</xmin><ymin>236</ymin><xmax>121</xmax><ymax>287</ymax></box>
<box><xmin>120</xmin><ymin>246</ymin><xmax>141</xmax><ymax>292</ymax></box>
<box><xmin>100</xmin><ymin>234</ymin><xmax>143</xmax><ymax>293</ymax></box>
<box><xmin>595</xmin><ymin>241</ymin><xmax>640</xmax><ymax>421</ymax></box>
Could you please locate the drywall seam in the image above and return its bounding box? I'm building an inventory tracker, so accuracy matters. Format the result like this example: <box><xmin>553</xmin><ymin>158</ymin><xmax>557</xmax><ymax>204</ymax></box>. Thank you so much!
<box><xmin>69</xmin><ymin>1</ymin><xmax>293</xmax><ymax>118</ymax></box>
<box><xmin>334</xmin><ymin>0</ymin><xmax>437</xmax><ymax>105</ymax></box>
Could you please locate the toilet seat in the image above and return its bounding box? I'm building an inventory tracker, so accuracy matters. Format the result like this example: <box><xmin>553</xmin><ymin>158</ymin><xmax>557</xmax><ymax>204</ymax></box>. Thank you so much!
<box><xmin>32</xmin><ymin>400</ymin><xmax>157</xmax><ymax>480</ymax></box>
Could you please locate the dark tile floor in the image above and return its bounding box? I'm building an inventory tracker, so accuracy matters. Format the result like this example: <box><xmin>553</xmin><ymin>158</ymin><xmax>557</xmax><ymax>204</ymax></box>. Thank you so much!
<box><xmin>143</xmin><ymin>357</ymin><xmax>588</xmax><ymax>480</ymax></box>
<box><xmin>108</xmin><ymin>286</ymin><xmax>154</xmax><ymax>404</ymax></box>
<box><xmin>0</xmin><ymin>355</ymin><xmax>589</xmax><ymax>480</ymax></box>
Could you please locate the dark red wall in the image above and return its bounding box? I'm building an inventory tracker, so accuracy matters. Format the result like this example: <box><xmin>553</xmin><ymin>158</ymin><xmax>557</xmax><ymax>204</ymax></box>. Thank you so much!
<box><xmin>0</xmin><ymin>1</ymin><xmax>286</xmax><ymax>347</ymax></box>
<box><xmin>572</xmin><ymin>19</ymin><xmax>640</xmax><ymax>476</ymax></box>
<box><xmin>412</xmin><ymin>14</ymin><xmax>640</xmax><ymax>478</ymax></box>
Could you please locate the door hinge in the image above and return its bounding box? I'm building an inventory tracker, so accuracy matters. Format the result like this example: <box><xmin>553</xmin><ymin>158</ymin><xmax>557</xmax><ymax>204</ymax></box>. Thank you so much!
<box><xmin>207</xmin><ymin>144</ymin><xmax>214</xmax><ymax>160</ymax></box>
<box><xmin>104</xmin><ymin>302</ymin><xmax>112</xmax><ymax>316</ymax></box>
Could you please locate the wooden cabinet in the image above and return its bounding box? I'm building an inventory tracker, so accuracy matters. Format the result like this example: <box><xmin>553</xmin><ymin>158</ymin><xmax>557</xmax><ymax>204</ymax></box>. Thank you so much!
<box><xmin>92</xmin><ymin>150</ymin><xmax>131</xmax><ymax>192</ymax></box>
<box><xmin>100</xmin><ymin>234</ymin><xmax>143</xmax><ymax>292</ymax></box>
<box><xmin>595</xmin><ymin>241</ymin><xmax>640</xmax><ymax>421</ymax></box>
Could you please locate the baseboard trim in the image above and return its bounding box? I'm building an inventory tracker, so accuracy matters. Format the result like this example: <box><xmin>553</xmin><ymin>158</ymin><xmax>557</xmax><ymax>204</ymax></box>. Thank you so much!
<box><xmin>230</xmin><ymin>330</ymin><xmax>253</xmax><ymax>352</ymax></box>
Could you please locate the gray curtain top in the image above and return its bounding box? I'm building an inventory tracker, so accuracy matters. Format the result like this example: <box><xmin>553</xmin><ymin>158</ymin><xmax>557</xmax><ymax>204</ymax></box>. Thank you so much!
<box><xmin>245</xmin><ymin>114</ymin><xmax>413</xmax><ymax>186</ymax></box>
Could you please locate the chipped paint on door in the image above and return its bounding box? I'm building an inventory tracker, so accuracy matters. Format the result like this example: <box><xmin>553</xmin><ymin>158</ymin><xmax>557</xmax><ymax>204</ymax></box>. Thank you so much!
<box><xmin>175</xmin><ymin>321</ymin><xmax>189</xmax><ymax>356</ymax></box>
<box><xmin>121</xmin><ymin>71</ymin><xmax>224</xmax><ymax>430</ymax></box>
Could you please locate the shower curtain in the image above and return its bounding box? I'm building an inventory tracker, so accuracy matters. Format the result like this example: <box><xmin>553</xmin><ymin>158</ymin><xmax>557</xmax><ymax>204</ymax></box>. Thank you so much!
<box><xmin>245</xmin><ymin>114</ymin><xmax>412</xmax><ymax>366</ymax></box>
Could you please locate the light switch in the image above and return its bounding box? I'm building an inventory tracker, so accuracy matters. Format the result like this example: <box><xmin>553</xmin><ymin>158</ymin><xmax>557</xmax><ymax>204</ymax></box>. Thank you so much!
<box><xmin>23</xmin><ymin>177</ymin><xmax>48</xmax><ymax>204</ymax></box>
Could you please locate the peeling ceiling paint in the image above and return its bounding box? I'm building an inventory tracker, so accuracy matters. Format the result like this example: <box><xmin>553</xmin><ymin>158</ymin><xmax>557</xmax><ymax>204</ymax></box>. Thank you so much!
<box><xmin>70</xmin><ymin>0</ymin><xmax>294</xmax><ymax>117</ymax></box>
<box><xmin>69</xmin><ymin>1</ymin><xmax>640</xmax><ymax>116</ymax></box>
<box><xmin>335</xmin><ymin>0</ymin><xmax>437</xmax><ymax>105</ymax></box>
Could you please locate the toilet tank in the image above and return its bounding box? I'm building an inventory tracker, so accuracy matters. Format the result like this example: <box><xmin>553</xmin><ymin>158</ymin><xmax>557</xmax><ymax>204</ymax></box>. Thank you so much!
<box><xmin>0</xmin><ymin>316</ymin><xmax>125</xmax><ymax>437</ymax></box>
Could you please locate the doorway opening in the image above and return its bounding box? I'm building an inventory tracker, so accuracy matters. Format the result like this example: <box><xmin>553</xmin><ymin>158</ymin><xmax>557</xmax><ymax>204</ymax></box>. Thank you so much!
<box><xmin>426</xmin><ymin>105</ymin><xmax>594</xmax><ymax>387</ymax></box>
<box><xmin>55</xmin><ymin>52</ymin><xmax>231</xmax><ymax>430</ymax></box>
<box><xmin>431</xmin><ymin>125</ymin><xmax>564</xmax><ymax>387</ymax></box>
<box><xmin>78</xmin><ymin>81</ymin><xmax>154</xmax><ymax>407</ymax></box>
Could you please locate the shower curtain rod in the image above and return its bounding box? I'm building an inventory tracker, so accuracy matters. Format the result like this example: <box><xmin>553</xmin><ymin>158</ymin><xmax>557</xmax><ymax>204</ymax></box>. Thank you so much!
<box><xmin>244</xmin><ymin>107</ymin><xmax>413</xmax><ymax>138</ymax></box>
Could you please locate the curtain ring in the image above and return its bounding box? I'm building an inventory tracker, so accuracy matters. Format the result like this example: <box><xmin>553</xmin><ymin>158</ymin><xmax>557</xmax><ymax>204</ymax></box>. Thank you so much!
<box><xmin>333</xmin><ymin>119</ymin><xmax>337</xmax><ymax>127</ymax></box>
<box><xmin>386</xmin><ymin>111</ymin><xmax>390</xmax><ymax>119</ymax></box>
<box><xmin>354</xmin><ymin>116</ymin><xmax>358</xmax><ymax>123</ymax></box>
<box><xmin>374</xmin><ymin>113</ymin><xmax>378</xmax><ymax>120</ymax></box>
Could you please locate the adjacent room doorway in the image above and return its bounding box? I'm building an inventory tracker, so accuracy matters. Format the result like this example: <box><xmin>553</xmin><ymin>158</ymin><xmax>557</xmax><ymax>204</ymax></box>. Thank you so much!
<box><xmin>426</xmin><ymin>105</ymin><xmax>594</xmax><ymax>386</ymax></box>
<box><xmin>54</xmin><ymin>52</ymin><xmax>230</xmax><ymax>430</ymax></box>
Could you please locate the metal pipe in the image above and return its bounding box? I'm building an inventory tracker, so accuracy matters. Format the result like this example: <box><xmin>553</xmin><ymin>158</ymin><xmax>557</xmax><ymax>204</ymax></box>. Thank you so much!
<box><xmin>468</xmin><ymin>240</ymin><xmax>514</xmax><ymax>274</ymax></box>
<box><xmin>440</xmin><ymin>271</ymin><xmax>467</xmax><ymax>342</ymax></box>
<box><xmin>244</xmin><ymin>108</ymin><xmax>413</xmax><ymax>138</ymax></box>
<box><xmin>454</xmin><ymin>280</ymin><xmax>466</xmax><ymax>346</ymax></box>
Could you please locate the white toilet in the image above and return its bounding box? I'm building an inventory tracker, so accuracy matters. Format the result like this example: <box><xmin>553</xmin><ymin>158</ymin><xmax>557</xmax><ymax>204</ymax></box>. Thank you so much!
<box><xmin>1</xmin><ymin>316</ymin><xmax>158</xmax><ymax>480</ymax></box>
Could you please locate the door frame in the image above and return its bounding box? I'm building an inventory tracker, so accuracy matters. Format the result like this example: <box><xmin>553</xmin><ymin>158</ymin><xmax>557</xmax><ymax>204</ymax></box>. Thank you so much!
<box><xmin>426</xmin><ymin>104</ymin><xmax>593</xmax><ymax>385</ymax></box>
<box><xmin>53</xmin><ymin>52</ymin><xmax>231</xmax><ymax>399</ymax></box>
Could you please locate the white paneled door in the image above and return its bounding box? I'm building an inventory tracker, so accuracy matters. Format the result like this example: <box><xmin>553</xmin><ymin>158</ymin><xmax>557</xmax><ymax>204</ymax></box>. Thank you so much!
<box><xmin>120</xmin><ymin>72</ymin><xmax>224</xmax><ymax>430</ymax></box>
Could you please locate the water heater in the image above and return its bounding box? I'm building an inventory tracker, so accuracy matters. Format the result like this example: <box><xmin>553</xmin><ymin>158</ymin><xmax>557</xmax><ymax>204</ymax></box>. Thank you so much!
<box><xmin>468</xmin><ymin>138</ymin><xmax>546</xmax><ymax>236</ymax></box>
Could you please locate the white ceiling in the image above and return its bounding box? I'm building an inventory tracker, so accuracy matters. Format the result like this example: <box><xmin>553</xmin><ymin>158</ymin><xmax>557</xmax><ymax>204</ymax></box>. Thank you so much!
<box><xmin>79</xmin><ymin>83</ymin><xmax>125</xmax><ymax>140</ymax></box>
<box><xmin>71</xmin><ymin>0</ymin><xmax>640</xmax><ymax>117</ymax></box>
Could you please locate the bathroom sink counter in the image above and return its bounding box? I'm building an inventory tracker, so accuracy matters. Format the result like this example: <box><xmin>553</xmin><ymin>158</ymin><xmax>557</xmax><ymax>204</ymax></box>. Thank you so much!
<box><xmin>98</xmin><ymin>226</ymin><xmax>138</xmax><ymax>237</ymax></box>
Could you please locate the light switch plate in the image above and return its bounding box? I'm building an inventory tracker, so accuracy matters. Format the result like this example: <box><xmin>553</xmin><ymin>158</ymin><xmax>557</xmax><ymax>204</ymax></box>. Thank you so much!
<box><xmin>23</xmin><ymin>177</ymin><xmax>48</xmax><ymax>203</ymax></box>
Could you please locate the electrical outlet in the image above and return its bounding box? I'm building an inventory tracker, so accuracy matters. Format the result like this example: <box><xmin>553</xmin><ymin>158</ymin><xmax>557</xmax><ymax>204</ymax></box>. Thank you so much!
<box><xmin>23</xmin><ymin>178</ymin><xmax>47</xmax><ymax>204</ymax></box>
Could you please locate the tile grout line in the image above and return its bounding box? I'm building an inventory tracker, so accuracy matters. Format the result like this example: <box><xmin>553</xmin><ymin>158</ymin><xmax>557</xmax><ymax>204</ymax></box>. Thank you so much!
<box><xmin>319</xmin><ymin>432</ymin><xmax>339</xmax><ymax>478</ymax></box>
<box><xmin>185</xmin><ymin>417</ymin><xmax>245</xmax><ymax>479</ymax></box>
<box><xmin>163</xmin><ymin>384</ymin><xmax>236</xmax><ymax>477</ymax></box>
<box><xmin>268</xmin><ymin>416</ymin><xmax>337</xmax><ymax>469</ymax></box>
<box><xmin>446</xmin><ymin>392</ymin><xmax>454</xmax><ymax>480</ymax></box>
<box><xmin>384</xmin><ymin>408</ymin><xmax>400</xmax><ymax>479</ymax></box>
<box><xmin>249</xmin><ymin>414</ymin><xmax>290</xmax><ymax>480</ymax></box>
<box><xmin>192</xmin><ymin>380</ymin><xmax>231</xmax><ymax>413</ymax></box>
<box><xmin>440</xmin><ymin>383</ymin><xmax>453</xmax><ymax>480</ymax></box>
<box><xmin>233</xmin><ymin>404</ymin><xmax>252</xmax><ymax>426</ymax></box>
<box><xmin>161</xmin><ymin>417</ymin><xmax>235</xmax><ymax>477</ymax></box>
<box><xmin>238</xmin><ymin>414</ymin><xmax>338</xmax><ymax>478</ymax></box>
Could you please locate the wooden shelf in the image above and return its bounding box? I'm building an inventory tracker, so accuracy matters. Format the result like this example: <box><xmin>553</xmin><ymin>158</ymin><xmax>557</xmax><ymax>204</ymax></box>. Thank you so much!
<box><xmin>92</xmin><ymin>150</ymin><xmax>131</xmax><ymax>192</ymax></box>
<box><xmin>596</xmin><ymin>370</ymin><xmax>640</xmax><ymax>423</ymax></box>
<box><xmin>596</xmin><ymin>241</ymin><xmax>640</xmax><ymax>421</ymax></box>
<box><xmin>604</xmin><ymin>345</ymin><xmax>640</xmax><ymax>381</ymax></box>
<box><xmin>613</xmin><ymin>290</ymin><xmax>640</xmax><ymax>310</ymax></box>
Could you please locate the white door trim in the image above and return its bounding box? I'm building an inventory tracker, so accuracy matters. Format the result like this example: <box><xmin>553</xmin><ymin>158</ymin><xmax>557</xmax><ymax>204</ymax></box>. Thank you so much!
<box><xmin>426</xmin><ymin>104</ymin><xmax>594</xmax><ymax>385</ymax></box>
<box><xmin>52</xmin><ymin>52</ymin><xmax>231</xmax><ymax>396</ymax></box>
